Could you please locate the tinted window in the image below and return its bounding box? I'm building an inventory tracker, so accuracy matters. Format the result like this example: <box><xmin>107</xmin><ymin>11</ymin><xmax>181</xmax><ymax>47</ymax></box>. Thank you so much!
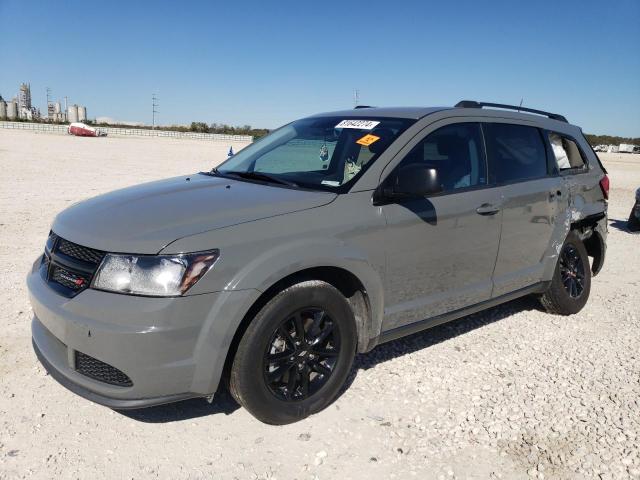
<box><xmin>549</xmin><ymin>133</ymin><xmax>586</xmax><ymax>170</ymax></box>
<box><xmin>484</xmin><ymin>123</ymin><xmax>547</xmax><ymax>183</ymax></box>
<box><xmin>397</xmin><ymin>123</ymin><xmax>486</xmax><ymax>192</ymax></box>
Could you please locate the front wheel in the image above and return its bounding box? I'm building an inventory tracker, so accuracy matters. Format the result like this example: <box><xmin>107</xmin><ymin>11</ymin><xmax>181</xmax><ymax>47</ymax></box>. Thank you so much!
<box><xmin>229</xmin><ymin>280</ymin><xmax>357</xmax><ymax>424</ymax></box>
<box><xmin>539</xmin><ymin>232</ymin><xmax>591</xmax><ymax>315</ymax></box>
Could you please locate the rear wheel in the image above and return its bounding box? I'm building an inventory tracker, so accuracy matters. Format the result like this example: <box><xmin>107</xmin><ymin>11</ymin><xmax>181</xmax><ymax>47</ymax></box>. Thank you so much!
<box><xmin>229</xmin><ymin>280</ymin><xmax>357</xmax><ymax>424</ymax></box>
<box><xmin>540</xmin><ymin>232</ymin><xmax>591</xmax><ymax>315</ymax></box>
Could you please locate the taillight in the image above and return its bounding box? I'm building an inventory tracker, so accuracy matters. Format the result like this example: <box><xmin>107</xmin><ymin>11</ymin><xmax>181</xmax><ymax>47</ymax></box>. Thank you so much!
<box><xmin>599</xmin><ymin>175</ymin><xmax>610</xmax><ymax>200</ymax></box>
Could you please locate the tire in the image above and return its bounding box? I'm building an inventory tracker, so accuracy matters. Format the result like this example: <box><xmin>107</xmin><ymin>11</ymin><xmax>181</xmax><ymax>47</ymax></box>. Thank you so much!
<box><xmin>539</xmin><ymin>231</ymin><xmax>591</xmax><ymax>315</ymax></box>
<box><xmin>628</xmin><ymin>207</ymin><xmax>640</xmax><ymax>232</ymax></box>
<box><xmin>229</xmin><ymin>280</ymin><xmax>357</xmax><ymax>424</ymax></box>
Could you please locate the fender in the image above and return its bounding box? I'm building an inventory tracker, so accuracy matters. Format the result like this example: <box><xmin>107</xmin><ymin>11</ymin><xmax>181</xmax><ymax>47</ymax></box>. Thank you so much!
<box><xmin>226</xmin><ymin>237</ymin><xmax>385</xmax><ymax>348</ymax></box>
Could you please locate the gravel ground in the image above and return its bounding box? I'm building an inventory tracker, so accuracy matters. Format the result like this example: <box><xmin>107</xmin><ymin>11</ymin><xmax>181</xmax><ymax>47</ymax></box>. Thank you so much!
<box><xmin>0</xmin><ymin>130</ymin><xmax>638</xmax><ymax>480</ymax></box>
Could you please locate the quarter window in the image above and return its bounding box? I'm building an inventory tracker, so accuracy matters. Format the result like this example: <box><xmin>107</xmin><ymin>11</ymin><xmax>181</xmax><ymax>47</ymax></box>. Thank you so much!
<box><xmin>397</xmin><ymin>123</ymin><xmax>487</xmax><ymax>193</ymax></box>
<box><xmin>548</xmin><ymin>133</ymin><xmax>586</xmax><ymax>170</ymax></box>
<box><xmin>484</xmin><ymin>123</ymin><xmax>547</xmax><ymax>183</ymax></box>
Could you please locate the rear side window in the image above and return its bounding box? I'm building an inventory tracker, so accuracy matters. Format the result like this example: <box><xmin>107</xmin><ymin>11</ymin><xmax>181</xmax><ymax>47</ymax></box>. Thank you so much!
<box><xmin>484</xmin><ymin>123</ymin><xmax>547</xmax><ymax>184</ymax></box>
<box><xmin>548</xmin><ymin>133</ymin><xmax>586</xmax><ymax>170</ymax></box>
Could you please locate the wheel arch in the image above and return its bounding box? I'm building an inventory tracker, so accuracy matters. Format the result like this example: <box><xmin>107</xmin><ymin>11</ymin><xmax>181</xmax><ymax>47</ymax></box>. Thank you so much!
<box><xmin>220</xmin><ymin>266</ymin><xmax>377</xmax><ymax>388</ymax></box>
<box><xmin>571</xmin><ymin>212</ymin><xmax>607</xmax><ymax>276</ymax></box>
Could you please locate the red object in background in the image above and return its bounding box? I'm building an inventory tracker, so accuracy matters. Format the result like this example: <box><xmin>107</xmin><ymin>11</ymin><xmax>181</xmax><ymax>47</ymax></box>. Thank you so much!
<box><xmin>68</xmin><ymin>122</ymin><xmax>98</xmax><ymax>137</ymax></box>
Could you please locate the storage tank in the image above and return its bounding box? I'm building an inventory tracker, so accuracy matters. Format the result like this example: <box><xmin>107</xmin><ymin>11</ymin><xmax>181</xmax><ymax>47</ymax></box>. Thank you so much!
<box><xmin>78</xmin><ymin>106</ymin><xmax>87</xmax><ymax>122</ymax></box>
<box><xmin>54</xmin><ymin>102</ymin><xmax>61</xmax><ymax>114</ymax></box>
<box><xmin>67</xmin><ymin>104</ymin><xmax>79</xmax><ymax>123</ymax></box>
<box><xmin>0</xmin><ymin>100</ymin><xmax>6</xmax><ymax>120</ymax></box>
<box><xmin>6</xmin><ymin>100</ymin><xmax>18</xmax><ymax>120</ymax></box>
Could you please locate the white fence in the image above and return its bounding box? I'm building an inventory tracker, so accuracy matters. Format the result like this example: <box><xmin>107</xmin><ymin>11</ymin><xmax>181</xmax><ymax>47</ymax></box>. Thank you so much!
<box><xmin>0</xmin><ymin>121</ymin><xmax>253</xmax><ymax>142</ymax></box>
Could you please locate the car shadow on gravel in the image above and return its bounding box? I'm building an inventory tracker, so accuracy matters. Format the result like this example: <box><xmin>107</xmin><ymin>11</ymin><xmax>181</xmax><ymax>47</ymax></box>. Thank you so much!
<box><xmin>610</xmin><ymin>218</ymin><xmax>638</xmax><ymax>233</ymax></box>
<box><xmin>118</xmin><ymin>295</ymin><xmax>541</xmax><ymax>423</ymax></box>
<box><xmin>340</xmin><ymin>295</ymin><xmax>543</xmax><ymax>396</ymax></box>
<box><xmin>117</xmin><ymin>388</ymin><xmax>240</xmax><ymax>423</ymax></box>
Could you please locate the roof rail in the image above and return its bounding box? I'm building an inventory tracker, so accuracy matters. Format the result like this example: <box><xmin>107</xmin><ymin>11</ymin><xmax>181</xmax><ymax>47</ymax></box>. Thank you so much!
<box><xmin>455</xmin><ymin>100</ymin><xmax>568</xmax><ymax>123</ymax></box>
<box><xmin>354</xmin><ymin>105</ymin><xmax>374</xmax><ymax>109</ymax></box>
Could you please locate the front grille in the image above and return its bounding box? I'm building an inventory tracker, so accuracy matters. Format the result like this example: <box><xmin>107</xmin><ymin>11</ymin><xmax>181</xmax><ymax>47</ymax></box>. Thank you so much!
<box><xmin>57</xmin><ymin>238</ymin><xmax>105</xmax><ymax>264</ymax></box>
<box><xmin>75</xmin><ymin>351</ymin><xmax>133</xmax><ymax>387</ymax></box>
<box><xmin>50</xmin><ymin>266</ymin><xmax>90</xmax><ymax>291</ymax></box>
<box><xmin>41</xmin><ymin>233</ymin><xmax>105</xmax><ymax>297</ymax></box>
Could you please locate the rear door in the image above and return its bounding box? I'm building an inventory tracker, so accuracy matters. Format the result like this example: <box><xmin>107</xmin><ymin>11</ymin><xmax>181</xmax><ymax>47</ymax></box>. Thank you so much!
<box><xmin>484</xmin><ymin>122</ymin><xmax>565</xmax><ymax>297</ymax></box>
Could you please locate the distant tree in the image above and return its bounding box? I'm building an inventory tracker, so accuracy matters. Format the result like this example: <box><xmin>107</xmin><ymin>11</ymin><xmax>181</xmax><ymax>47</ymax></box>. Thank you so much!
<box><xmin>190</xmin><ymin>122</ymin><xmax>209</xmax><ymax>133</ymax></box>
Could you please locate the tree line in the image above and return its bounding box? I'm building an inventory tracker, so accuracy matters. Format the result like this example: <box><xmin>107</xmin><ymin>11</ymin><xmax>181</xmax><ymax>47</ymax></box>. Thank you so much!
<box><xmin>584</xmin><ymin>134</ymin><xmax>639</xmax><ymax>146</ymax></box>
<box><xmin>185</xmin><ymin>122</ymin><xmax>269</xmax><ymax>138</ymax></box>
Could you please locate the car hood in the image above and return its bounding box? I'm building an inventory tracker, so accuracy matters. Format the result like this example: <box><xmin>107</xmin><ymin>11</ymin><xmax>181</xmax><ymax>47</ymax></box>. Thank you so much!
<box><xmin>52</xmin><ymin>173</ymin><xmax>336</xmax><ymax>254</ymax></box>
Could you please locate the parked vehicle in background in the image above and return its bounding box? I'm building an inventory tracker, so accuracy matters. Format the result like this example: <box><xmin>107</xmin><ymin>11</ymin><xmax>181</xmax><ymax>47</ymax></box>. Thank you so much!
<box><xmin>619</xmin><ymin>144</ymin><xmax>637</xmax><ymax>154</ymax></box>
<box><xmin>28</xmin><ymin>100</ymin><xmax>609</xmax><ymax>424</ymax></box>
<box><xmin>629</xmin><ymin>187</ymin><xmax>640</xmax><ymax>232</ymax></box>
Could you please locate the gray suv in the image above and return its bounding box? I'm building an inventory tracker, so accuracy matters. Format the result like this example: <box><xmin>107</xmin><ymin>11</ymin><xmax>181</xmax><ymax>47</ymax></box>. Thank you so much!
<box><xmin>28</xmin><ymin>101</ymin><xmax>609</xmax><ymax>424</ymax></box>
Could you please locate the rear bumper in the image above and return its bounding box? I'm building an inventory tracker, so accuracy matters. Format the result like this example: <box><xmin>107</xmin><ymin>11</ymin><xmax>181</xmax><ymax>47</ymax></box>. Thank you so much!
<box><xmin>28</xmin><ymin>268</ymin><xmax>260</xmax><ymax>408</ymax></box>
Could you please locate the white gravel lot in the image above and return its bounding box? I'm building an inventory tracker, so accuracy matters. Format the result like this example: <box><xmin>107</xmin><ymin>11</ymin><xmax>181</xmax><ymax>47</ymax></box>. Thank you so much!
<box><xmin>0</xmin><ymin>130</ymin><xmax>638</xmax><ymax>480</ymax></box>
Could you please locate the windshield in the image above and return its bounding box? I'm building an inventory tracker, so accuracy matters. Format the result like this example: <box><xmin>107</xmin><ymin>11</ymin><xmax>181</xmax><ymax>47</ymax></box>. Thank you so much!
<box><xmin>215</xmin><ymin>116</ymin><xmax>414</xmax><ymax>192</ymax></box>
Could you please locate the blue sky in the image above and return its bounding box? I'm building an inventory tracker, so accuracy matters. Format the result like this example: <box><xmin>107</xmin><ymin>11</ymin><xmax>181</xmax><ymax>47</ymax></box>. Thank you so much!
<box><xmin>1</xmin><ymin>0</ymin><xmax>639</xmax><ymax>136</ymax></box>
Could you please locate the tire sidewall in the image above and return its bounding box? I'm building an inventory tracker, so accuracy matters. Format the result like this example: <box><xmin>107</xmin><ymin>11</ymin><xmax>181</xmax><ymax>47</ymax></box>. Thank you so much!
<box><xmin>551</xmin><ymin>233</ymin><xmax>591</xmax><ymax>314</ymax></box>
<box><xmin>231</xmin><ymin>281</ymin><xmax>357</xmax><ymax>424</ymax></box>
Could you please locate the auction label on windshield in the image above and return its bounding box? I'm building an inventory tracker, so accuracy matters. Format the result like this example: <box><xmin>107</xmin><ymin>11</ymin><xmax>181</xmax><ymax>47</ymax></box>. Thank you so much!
<box><xmin>356</xmin><ymin>134</ymin><xmax>380</xmax><ymax>146</ymax></box>
<box><xmin>335</xmin><ymin>119</ymin><xmax>380</xmax><ymax>130</ymax></box>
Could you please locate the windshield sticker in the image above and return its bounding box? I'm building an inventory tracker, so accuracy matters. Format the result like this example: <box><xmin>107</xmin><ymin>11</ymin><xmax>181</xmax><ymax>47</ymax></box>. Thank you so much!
<box><xmin>356</xmin><ymin>134</ymin><xmax>380</xmax><ymax>146</ymax></box>
<box><xmin>321</xmin><ymin>180</ymin><xmax>341</xmax><ymax>186</ymax></box>
<box><xmin>335</xmin><ymin>119</ymin><xmax>380</xmax><ymax>130</ymax></box>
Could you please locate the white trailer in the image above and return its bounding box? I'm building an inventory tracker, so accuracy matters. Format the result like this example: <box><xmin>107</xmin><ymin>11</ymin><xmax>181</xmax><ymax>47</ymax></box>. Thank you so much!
<box><xmin>619</xmin><ymin>144</ymin><xmax>637</xmax><ymax>153</ymax></box>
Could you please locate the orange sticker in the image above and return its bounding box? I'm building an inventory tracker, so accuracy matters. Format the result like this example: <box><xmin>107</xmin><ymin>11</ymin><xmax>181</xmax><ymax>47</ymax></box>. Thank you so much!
<box><xmin>356</xmin><ymin>134</ymin><xmax>380</xmax><ymax>146</ymax></box>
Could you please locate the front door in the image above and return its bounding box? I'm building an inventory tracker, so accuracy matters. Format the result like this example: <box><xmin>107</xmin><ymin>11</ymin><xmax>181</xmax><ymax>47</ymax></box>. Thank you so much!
<box><xmin>380</xmin><ymin>123</ymin><xmax>502</xmax><ymax>331</ymax></box>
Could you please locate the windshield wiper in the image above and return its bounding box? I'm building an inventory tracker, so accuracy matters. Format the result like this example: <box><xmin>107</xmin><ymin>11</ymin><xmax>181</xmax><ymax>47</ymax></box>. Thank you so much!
<box><xmin>222</xmin><ymin>170</ymin><xmax>298</xmax><ymax>187</ymax></box>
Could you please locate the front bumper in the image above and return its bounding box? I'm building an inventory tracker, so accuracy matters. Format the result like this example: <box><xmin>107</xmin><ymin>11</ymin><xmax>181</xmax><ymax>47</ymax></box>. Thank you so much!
<box><xmin>32</xmin><ymin>336</ymin><xmax>195</xmax><ymax>409</ymax></box>
<box><xmin>28</xmin><ymin>268</ymin><xmax>260</xmax><ymax>408</ymax></box>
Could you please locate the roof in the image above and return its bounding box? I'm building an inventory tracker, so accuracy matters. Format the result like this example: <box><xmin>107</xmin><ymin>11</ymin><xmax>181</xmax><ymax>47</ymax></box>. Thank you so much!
<box><xmin>308</xmin><ymin>103</ymin><xmax>575</xmax><ymax>129</ymax></box>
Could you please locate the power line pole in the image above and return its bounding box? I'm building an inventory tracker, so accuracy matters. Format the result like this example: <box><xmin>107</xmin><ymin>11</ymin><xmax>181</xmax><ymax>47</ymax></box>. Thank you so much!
<box><xmin>353</xmin><ymin>89</ymin><xmax>360</xmax><ymax>108</ymax></box>
<box><xmin>152</xmin><ymin>94</ymin><xmax>159</xmax><ymax>129</ymax></box>
<box><xmin>46</xmin><ymin>87</ymin><xmax>52</xmax><ymax>120</ymax></box>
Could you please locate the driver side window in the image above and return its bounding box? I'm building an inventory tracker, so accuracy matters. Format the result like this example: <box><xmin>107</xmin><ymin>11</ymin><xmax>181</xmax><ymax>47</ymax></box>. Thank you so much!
<box><xmin>398</xmin><ymin>123</ymin><xmax>487</xmax><ymax>192</ymax></box>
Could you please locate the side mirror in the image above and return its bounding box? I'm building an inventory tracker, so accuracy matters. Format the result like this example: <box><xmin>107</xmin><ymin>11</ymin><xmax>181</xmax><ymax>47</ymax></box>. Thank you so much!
<box><xmin>388</xmin><ymin>164</ymin><xmax>442</xmax><ymax>198</ymax></box>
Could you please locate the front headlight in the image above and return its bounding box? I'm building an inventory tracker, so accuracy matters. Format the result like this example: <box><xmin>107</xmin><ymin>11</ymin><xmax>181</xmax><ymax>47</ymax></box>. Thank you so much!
<box><xmin>92</xmin><ymin>250</ymin><xmax>219</xmax><ymax>297</ymax></box>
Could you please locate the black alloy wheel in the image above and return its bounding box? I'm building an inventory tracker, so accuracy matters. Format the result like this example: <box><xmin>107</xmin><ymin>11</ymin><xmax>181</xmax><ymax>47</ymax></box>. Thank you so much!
<box><xmin>229</xmin><ymin>280</ymin><xmax>357</xmax><ymax>424</ymax></box>
<box><xmin>559</xmin><ymin>244</ymin><xmax>586</xmax><ymax>298</ymax></box>
<box><xmin>263</xmin><ymin>308</ymin><xmax>340</xmax><ymax>401</ymax></box>
<box><xmin>539</xmin><ymin>232</ymin><xmax>591</xmax><ymax>315</ymax></box>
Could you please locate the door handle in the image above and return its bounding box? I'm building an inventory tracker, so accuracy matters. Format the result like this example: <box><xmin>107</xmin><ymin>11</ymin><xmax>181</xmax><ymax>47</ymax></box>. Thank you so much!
<box><xmin>476</xmin><ymin>203</ymin><xmax>500</xmax><ymax>216</ymax></box>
